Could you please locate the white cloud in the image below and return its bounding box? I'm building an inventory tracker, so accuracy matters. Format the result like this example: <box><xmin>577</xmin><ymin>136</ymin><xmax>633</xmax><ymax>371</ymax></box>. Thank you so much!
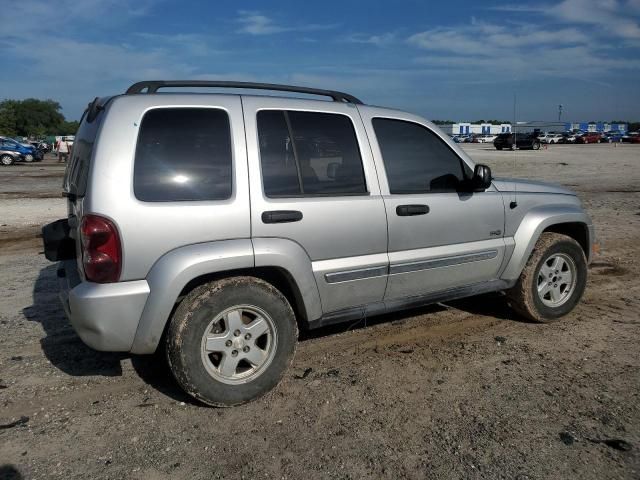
<box><xmin>407</xmin><ymin>18</ymin><xmax>639</xmax><ymax>83</ymax></box>
<box><xmin>236</xmin><ymin>10</ymin><xmax>337</xmax><ymax>35</ymax></box>
<box><xmin>409</xmin><ymin>23</ymin><xmax>589</xmax><ymax>56</ymax></box>
<box><xmin>347</xmin><ymin>32</ymin><xmax>396</xmax><ymax>46</ymax></box>
<box><xmin>490</xmin><ymin>0</ymin><xmax>640</xmax><ymax>41</ymax></box>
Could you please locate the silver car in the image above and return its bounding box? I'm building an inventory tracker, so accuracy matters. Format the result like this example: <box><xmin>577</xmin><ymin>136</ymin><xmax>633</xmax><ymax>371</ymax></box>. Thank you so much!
<box><xmin>43</xmin><ymin>81</ymin><xmax>595</xmax><ymax>406</ymax></box>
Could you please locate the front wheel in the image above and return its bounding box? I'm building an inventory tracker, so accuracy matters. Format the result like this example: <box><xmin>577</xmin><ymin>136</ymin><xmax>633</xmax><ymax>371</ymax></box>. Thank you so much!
<box><xmin>532</xmin><ymin>141</ymin><xmax>541</xmax><ymax>150</ymax></box>
<box><xmin>24</xmin><ymin>153</ymin><xmax>34</xmax><ymax>162</ymax></box>
<box><xmin>1</xmin><ymin>154</ymin><xmax>14</xmax><ymax>166</ymax></box>
<box><xmin>507</xmin><ymin>232</ymin><xmax>587</xmax><ymax>322</ymax></box>
<box><xmin>166</xmin><ymin>276</ymin><xmax>298</xmax><ymax>406</ymax></box>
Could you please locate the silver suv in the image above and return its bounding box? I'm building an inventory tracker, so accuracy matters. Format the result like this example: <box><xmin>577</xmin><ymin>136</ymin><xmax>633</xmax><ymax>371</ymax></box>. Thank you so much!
<box><xmin>43</xmin><ymin>81</ymin><xmax>595</xmax><ymax>406</ymax></box>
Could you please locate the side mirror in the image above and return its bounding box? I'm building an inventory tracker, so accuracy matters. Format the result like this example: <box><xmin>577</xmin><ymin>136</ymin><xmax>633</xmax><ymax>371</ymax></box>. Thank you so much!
<box><xmin>472</xmin><ymin>164</ymin><xmax>492</xmax><ymax>191</ymax></box>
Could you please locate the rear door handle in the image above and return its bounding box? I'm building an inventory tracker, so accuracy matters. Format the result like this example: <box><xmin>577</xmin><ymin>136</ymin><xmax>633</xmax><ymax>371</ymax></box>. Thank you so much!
<box><xmin>261</xmin><ymin>210</ymin><xmax>303</xmax><ymax>224</ymax></box>
<box><xmin>396</xmin><ymin>204</ymin><xmax>430</xmax><ymax>216</ymax></box>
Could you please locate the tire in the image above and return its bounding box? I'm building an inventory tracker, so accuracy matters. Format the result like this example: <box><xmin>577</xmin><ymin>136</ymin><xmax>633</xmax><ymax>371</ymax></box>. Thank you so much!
<box><xmin>495</xmin><ymin>146</ymin><xmax>502</xmax><ymax>150</ymax></box>
<box><xmin>0</xmin><ymin>154</ymin><xmax>14</xmax><ymax>166</ymax></box>
<box><xmin>24</xmin><ymin>153</ymin><xmax>34</xmax><ymax>162</ymax></box>
<box><xmin>507</xmin><ymin>232</ymin><xmax>587</xmax><ymax>323</ymax></box>
<box><xmin>166</xmin><ymin>276</ymin><xmax>298</xmax><ymax>406</ymax></box>
<box><xmin>532</xmin><ymin>141</ymin><xmax>541</xmax><ymax>150</ymax></box>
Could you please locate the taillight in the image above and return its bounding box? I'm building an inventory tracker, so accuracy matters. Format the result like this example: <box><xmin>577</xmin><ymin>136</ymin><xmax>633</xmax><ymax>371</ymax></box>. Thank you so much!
<box><xmin>80</xmin><ymin>214</ymin><xmax>122</xmax><ymax>283</ymax></box>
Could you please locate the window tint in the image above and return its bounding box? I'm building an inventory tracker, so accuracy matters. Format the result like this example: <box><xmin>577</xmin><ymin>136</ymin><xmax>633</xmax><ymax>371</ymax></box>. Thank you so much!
<box><xmin>256</xmin><ymin>110</ymin><xmax>301</xmax><ymax>196</ymax></box>
<box><xmin>373</xmin><ymin>118</ymin><xmax>465</xmax><ymax>194</ymax></box>
<box><xmin>134</xmin><ymin>108</ymin><xmax>232</xmax><ymax>202</ymax></box>
<box><xmin>257</xmin><ymin>110</ymin><xmax>367</xmax><ymax>197</ymax></box>
<box><xmin>63</xmin><ymin>110</ymin><xmax>102</xmax><ymax>198</ymax></box>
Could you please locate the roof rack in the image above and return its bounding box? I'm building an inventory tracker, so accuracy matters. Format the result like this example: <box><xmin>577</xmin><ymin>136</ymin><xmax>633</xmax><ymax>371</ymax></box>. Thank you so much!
<box><xmin>125</xmin><ymin>80</ymin><xmax>363</xmax><ymax>104</ymax></box>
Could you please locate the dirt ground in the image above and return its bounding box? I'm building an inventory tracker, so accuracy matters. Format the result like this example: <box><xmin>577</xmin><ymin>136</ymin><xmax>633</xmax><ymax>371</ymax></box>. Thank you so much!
<box><xmin>1</xmin><ymin>144</ymin><xmax>639</xmax><ymax>480</ymax></box>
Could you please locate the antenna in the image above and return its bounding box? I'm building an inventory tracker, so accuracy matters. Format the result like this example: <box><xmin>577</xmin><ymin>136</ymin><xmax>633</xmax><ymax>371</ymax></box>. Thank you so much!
<box><xmin>510</xmin><ymin>93</ymin><xmax>518</xmax><ymax>209</ymax></box>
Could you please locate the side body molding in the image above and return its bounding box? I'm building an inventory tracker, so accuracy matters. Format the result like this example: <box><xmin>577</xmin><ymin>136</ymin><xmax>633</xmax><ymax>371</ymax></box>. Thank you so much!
<box><xmin>500</xmin><ymin>204</ymin><xmax>593</xmax><ymax>282</ymax></box>
<box><xmin>253</xmin><ymin>237</ymin><xmax>323</xmax><ymax>323</ymax></box>
<box><xmin>130</xmin><ymin>240</ymin><xmax>254</xmax><ymax>354</ymax></box>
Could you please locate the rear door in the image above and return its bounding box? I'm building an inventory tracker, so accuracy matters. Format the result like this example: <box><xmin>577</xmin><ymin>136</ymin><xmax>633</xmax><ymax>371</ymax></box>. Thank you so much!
<box><xmin>243</xmin><ymin>96</ymin><xmax>388</xmax><ymax>314</ymax></box>
<box><xmin>359</xmin><ymin>108</ymin><xmax>507</xmax><ymax>301</ymax></box>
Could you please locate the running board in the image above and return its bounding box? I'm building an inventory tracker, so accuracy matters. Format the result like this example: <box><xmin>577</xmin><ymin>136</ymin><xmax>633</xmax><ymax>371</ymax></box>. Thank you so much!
<box><xmin>310</xmin><ymin>279</ymin><xmax>514</xmax><ymax>329</ymax></box>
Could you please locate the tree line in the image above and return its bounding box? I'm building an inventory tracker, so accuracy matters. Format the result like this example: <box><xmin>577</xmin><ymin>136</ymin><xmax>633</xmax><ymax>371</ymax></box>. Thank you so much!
<box><xmin>0</xmin><ymin>99</ymin><xmax>79</xmax><ymax>138</ymax></box>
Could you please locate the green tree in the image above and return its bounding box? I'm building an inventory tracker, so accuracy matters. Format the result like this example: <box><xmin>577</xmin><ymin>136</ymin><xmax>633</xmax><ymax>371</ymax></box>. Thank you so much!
<box><xmin>0</xmin><ymin>100</ymin><xmax>19</xmax><ymax>137</ymax></box>
<box><xmin>13</xmin><ymin>98</ymin><xmax>65</xmax><ymax>137</ymax></box>
<box><xmin>59</xmin><ymin>120</ymin><xmax>80</xmax><ymax>135</ymax></box>
<box><xmin>0</xmin><ymin>98</ymin><xmax>71</xmax><ymax>137</ymax></box>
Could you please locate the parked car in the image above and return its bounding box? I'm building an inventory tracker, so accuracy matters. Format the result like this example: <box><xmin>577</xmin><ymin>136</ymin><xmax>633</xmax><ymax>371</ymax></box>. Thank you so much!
<box><xmin>0</xmin><ymin>147</ymin><xmax>21</xmax><ymax>166</ymax></box>
<box><xmin>478</xmin><ymin>134</ymin><xmax>497</xmax><ymax>143</ymax></box>
<box><xmin>621</xmin><ymin>132</ymin><xmax>640</xmax><ymax>143</ymax></box>
<box><xmin>493</xmin><ymin>132</ymin><xmax>541</xmax><ymax>150</ymax></box>
<box><xmin>558</xmin><ymin>133</ymin><xmax>577</xmax><ymax>144</ymax></box>
<box><xmin>42</xmin><ymin>80</ymin><xmax>594</xmax><ymax>406</ymax></box>
<box><xmin>0</xmin><ymin>136</ymin><xmax>43</xmax><ymax>162</ymax></box>
<box><xmin>600</xmin><ymin>132</ymin><xmax>621</xmax><ymax>143</ymax></box>
<box><xmin>539</xmin><ymin>133</ymin><xmax>564</xmax><ymax>144</ymax></box>
<box><xmin>575</xmin><ymin>132</ymin><xmax>602</xmax><ymax>144</ymax></box>
<box><xmin>29</xmin><ymin>140</ymin><xmax>52</xmax><ymax>153</ymax></box>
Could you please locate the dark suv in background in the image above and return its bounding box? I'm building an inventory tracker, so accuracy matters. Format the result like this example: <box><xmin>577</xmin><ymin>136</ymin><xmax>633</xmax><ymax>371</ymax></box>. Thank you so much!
<box><xmin>493</xmin><ymin>133</ymin><xmax>541</xmax><ymax>151</ymax></box>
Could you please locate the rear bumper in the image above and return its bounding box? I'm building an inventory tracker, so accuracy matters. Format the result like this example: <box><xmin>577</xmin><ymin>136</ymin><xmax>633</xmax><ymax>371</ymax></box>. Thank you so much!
<box><xmin>58</xmin><ymin>261</ymin><xmax>149</xmax><ymax>352</ymax></box>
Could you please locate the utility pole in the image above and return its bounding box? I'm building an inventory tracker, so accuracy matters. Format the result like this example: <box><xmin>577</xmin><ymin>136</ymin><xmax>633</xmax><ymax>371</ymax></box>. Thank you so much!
<box><xmin>558</xmin><ymin>104</ymin><xmax>563</xmax><ymax>123</ymax></box>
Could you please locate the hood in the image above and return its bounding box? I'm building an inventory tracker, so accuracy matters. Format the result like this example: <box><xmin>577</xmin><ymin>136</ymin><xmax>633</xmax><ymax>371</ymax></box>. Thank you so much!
<box><xmin>492</xmin><ymin>177</ymin><xmax>576</xmax><ymax>196</ymax></box>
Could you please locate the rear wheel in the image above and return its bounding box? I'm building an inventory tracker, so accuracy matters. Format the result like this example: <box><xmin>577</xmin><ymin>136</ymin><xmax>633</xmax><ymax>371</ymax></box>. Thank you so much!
<box><xmin>507</xmin><ymin>232</ymin><xmax>587</xmax><ymax>322</ymax></box>
<box><xmin>0</xmin><ymin>154</ymin><xmax>14</xmax><ymax>166</ymax></box>
<box><xmin>495</xmin><ymin>146</ymin><xmax>503</xmax><ymax>150</ymax></box>
<box><xmin>166</xmin><ymin>276</ymin><xmax>298</xmax><ymax>406</ymax></box>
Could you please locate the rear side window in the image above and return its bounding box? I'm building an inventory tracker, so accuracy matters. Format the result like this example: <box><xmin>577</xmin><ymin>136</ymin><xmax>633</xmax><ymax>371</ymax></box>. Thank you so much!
<box><xmin>373</xmin><ymin>118</ymin><xmax>466</xmax><ymax>194</ymax></box>
<box><xmin>134</xmin><ymin>108</ymin><xmax>232</xmax><ymax>202</ymax></box>
<box><xmin>64</xmin><ymin>115</ymin><xmax>100</xmax><ymax>198</ymax></box>
<box><xmin>257</xmin><ymin>110</ymin><xmax>367</xmax><ymax>197</ymax></box>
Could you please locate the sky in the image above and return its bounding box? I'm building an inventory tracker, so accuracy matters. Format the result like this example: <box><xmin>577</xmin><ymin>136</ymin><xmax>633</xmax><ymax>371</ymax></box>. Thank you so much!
<box><xmin>1</xmin><ymin>0</ymin><xmax>639</xmax><ymax>122</ymax></box>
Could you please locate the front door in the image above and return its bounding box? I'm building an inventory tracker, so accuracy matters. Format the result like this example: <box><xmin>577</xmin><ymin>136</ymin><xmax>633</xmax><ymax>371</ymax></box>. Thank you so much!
<box><xmin>360</xmin><ymin>110</ymin><xmax>507</xmax><ymax>301</ymax></box>
<box><xmin>243</xmin><ymin>97</ymin><xmax>388</xmax><ymax>314</ymax></box>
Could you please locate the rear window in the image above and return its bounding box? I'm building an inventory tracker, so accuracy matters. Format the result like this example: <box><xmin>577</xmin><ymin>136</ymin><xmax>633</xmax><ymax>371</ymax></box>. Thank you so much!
<box><xmin>134</xmin><ymin>108</ymin><xmax>232</xmax><ymax>202</ymax></box>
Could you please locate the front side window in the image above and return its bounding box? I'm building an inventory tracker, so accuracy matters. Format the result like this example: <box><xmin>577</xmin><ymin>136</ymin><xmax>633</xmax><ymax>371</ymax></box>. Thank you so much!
<box><xmin>134</xmin><ymin>108</ymin><xmax>232</xmax><ymax>202</ymax></box>
<box><xmin>373</xmin><ymin>118</ymin><xmax>466</xmax><ymax>194</ymax></box>
<box><xmin>257</xmin><ymin>110</ymin><xmax>367</xmax><ymax>197</ymax></box>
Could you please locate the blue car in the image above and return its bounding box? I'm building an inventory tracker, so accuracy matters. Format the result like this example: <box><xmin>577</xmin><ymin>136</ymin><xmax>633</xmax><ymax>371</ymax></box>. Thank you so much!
<box><xmin>603</xmin><ymin>132</ymin><xmax>623</xmax><ymax>143</ymax></box>
<box><xmin>0</xmin><ymin>136</ymin><xmax>43</xmax><ymax>162</ymax></box>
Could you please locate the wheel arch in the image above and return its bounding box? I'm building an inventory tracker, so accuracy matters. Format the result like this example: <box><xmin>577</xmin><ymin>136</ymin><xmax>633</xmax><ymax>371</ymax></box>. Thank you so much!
<box><xmin>501</xmin><ymin>204</ymin><xmax>594</xmax><ymax>282</ymax></box>
<box><xmin>130</xmin><ymin>238</ymin><xmax>322</xmax><ymax>354</ymax></box>
<box><xmin>542</xmin><ymin>222</ymin><xmax>590</xmax><ymax>259</ymax></box>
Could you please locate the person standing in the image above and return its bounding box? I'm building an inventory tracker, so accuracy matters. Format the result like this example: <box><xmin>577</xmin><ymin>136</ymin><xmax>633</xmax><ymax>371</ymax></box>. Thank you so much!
<box><xmin>57</xmin><ymin>138</ymin><xmax>70</xmax><ymax>163</ymax></box>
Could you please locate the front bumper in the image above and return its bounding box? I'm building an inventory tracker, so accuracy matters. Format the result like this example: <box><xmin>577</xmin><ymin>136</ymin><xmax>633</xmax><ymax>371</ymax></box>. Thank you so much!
<box><xmin>58</xmin><ymin>260</ymin><xmax>150</xmax><ymax>352</ymax></box>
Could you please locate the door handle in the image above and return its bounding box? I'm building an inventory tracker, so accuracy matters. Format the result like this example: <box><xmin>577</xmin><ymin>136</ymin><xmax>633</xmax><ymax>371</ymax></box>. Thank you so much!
<box><xmin>262</xmin><ymin>210</ymin><xmax>303</xmax><ymax>224</ymax></box>
<box><xmin>396</xmin><ymin>204</ymin><xmax>430</xmax><ymax>216</ymax></box>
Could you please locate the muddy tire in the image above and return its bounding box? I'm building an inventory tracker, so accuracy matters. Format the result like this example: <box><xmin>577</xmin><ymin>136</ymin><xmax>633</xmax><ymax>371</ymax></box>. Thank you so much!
<box><xmin>166</xmin><ymin>276</ymin><xmax>298</xmax><ymax>407</ymax></box>
<box><xmin>507</xmin><ymin>232</ymin><xmax>587</xmax><ymax>322</ymax></box>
